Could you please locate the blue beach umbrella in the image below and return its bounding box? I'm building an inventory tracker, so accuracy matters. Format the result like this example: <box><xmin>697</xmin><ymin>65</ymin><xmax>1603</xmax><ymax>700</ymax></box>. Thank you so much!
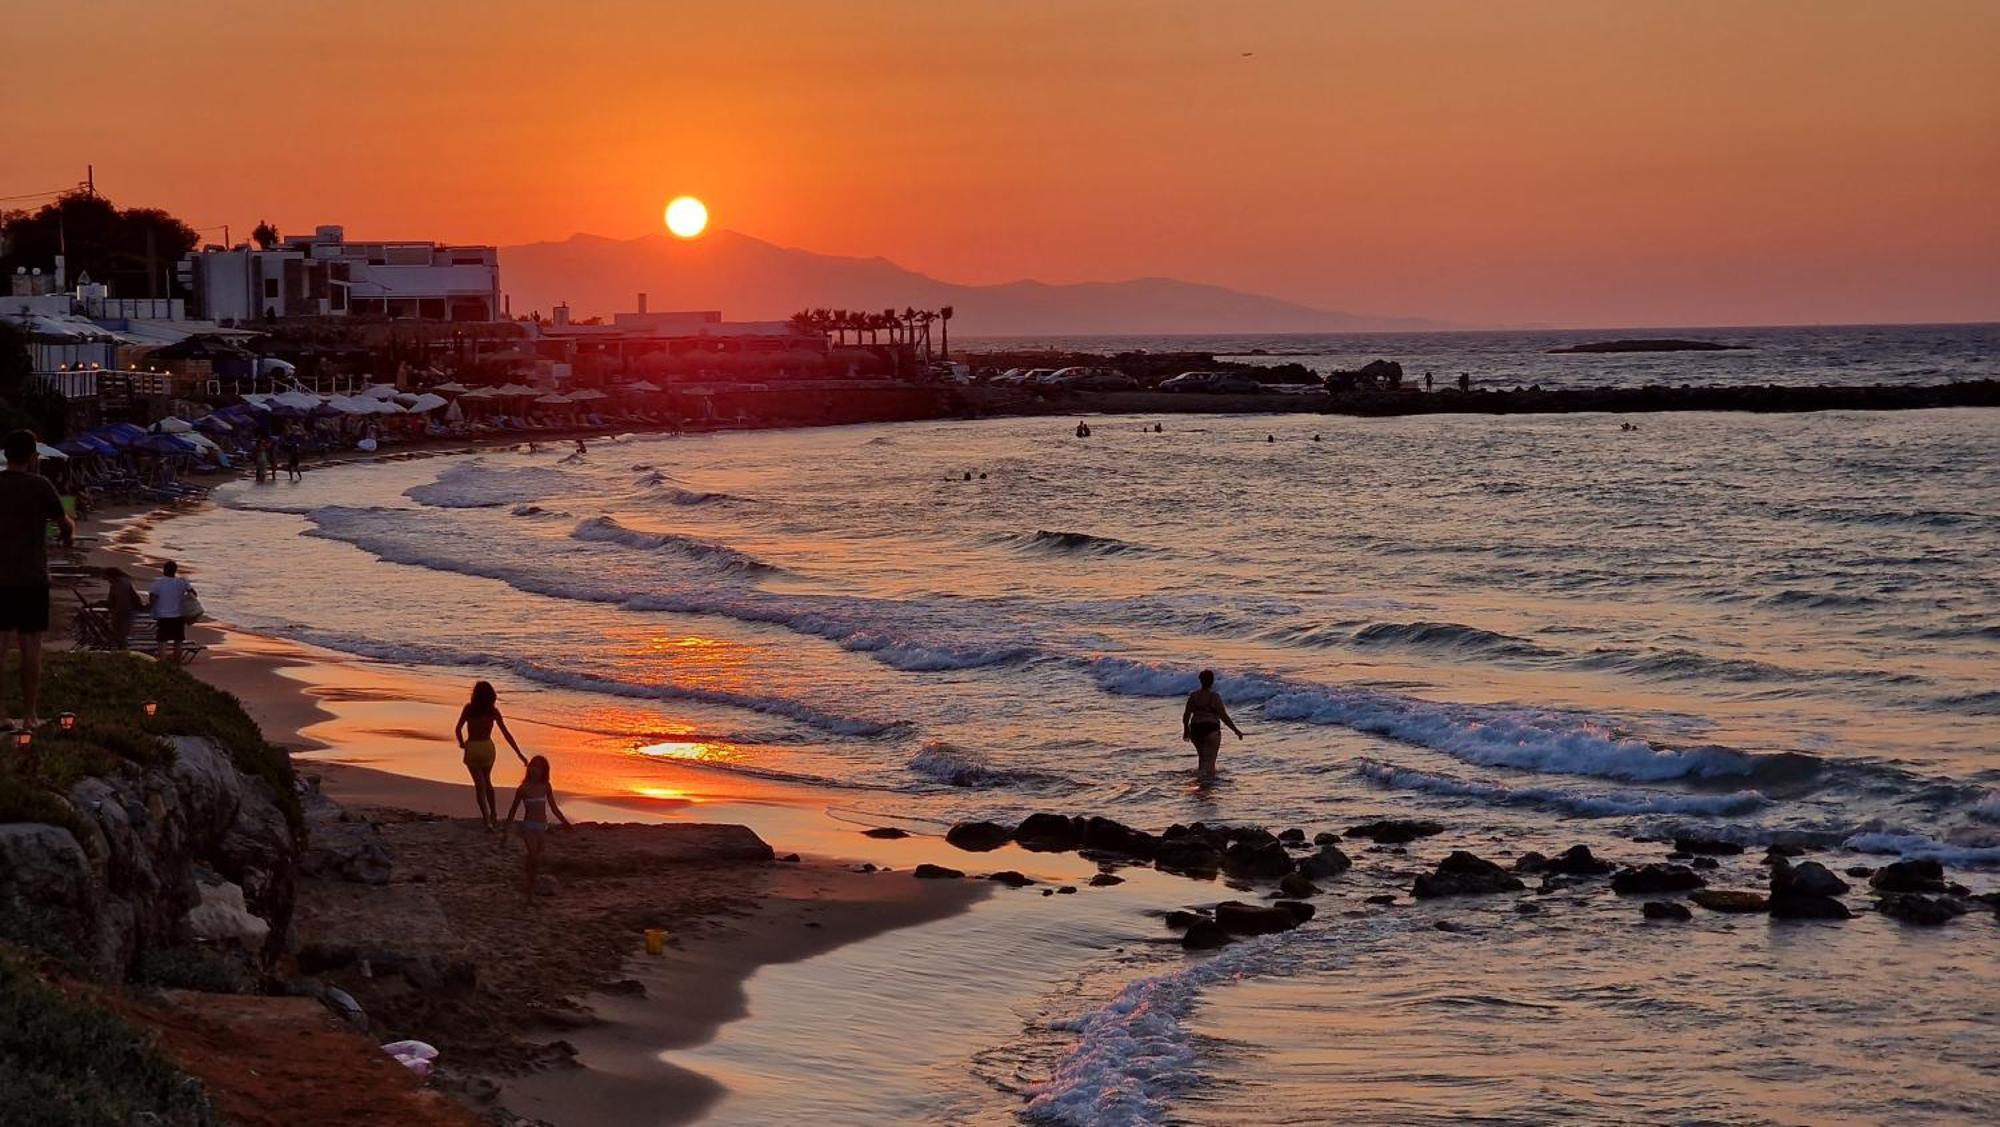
<box><xmin>137</xmin><ymin>433</ymin><xmax>199</xmax><ymax>455</ymax></box>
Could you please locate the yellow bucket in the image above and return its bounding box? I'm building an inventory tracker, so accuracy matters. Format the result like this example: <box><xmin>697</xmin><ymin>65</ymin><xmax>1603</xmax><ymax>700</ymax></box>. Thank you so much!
<box><xmin>643</xmin><ymin>928</ymin><xmax>668</xmax><ymax>956</ymax></box>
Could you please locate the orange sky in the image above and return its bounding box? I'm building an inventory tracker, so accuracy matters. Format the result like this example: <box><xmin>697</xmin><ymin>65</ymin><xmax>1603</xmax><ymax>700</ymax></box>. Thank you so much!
<box><xmin>6</xmin><ymin>0</ymin><xmax>1997</xmax><ymax>327</ymax></box>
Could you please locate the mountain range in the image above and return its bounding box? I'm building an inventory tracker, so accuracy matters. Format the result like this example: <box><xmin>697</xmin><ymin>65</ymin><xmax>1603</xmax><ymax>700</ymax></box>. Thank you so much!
<box><xmin>497</xmin><ymin>231</ymin><xmax>1442</xmax><ymax>336</ymax></box>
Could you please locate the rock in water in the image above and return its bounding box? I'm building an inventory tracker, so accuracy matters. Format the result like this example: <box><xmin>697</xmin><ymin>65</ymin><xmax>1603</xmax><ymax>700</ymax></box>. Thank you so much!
<box><xmin>1671</xmin><ymin>835</ymin><xmax>1745</xmax><ymax>856</ymax></box>
<box><xmin>1771</xmin><ymin>859</ymin><xmax>1850</xmax><ymax>899</ymax></box>
<box><xmin>1297</xmin><ymin>844</ymin><xmax>1352</xmax><ymax>880</ymax></box>
<box><xmin>1277</xmin><ymin>872</ymin><xmax>1319</xmax><ymax>899</ymax></box>
<box><xmin>1214</xmin><ymin>900</ymin><xmax>1308</xmax><ymax>935</ymax></box>
<box><xmin>1876</xmin><ymin>893</ymin><xmax>1964</xmax><ymax>926</ymax></box>
<box><xmin>1080</xmin><ymin>816</ymin><xmax>1159</xmax><ymax>859</ymax></box>
<box><xmin>987</xmin><ymin>870</ymin><xmax>1035</xmax><ymax>887</ymax></box>
<box><xmin>1513</xmin><ymin>851</ymin><xmax>1549</xmax><ymax>874</ymax></box>
<box><xmin>1162</xmin><ymin>910</ymin><xmax>1207</xmax><ymax>930</ymax></box>
<box><xmin>1690</xmin><ymin>890</ymin><xmax>1770</xmax><ymax>914</ymax></box>
<box><xmin>1413</xmin><ymin>851</ymin><xmax>1526</xmax><ymax>898</ymax></box>
<box><xmin>1543</xmin><ymin>845</ymin><xmax>1615</xmax><ymax>876</ymax></box>
<box><xmin>1768</xmin><ymin>893</ymin><xmax>1852</xmax><ymax>920</ymax></box>
<box><xmin>1345</xmin><ymin>819</ymin><xmax>1445</xmax><ymax>845</ymax></box>
<box><xmin>1087</xmin><ymin>873</ymin><xmax>1124</xmax><ymax>887</ymax></box>
<box><xmin>1611</xmin><ymin>864</ymin><xmax>1706</xmax><ymax>895</ymax></box>
<box><xmin>1014</xmin><ymin>813</ymin><xmax>1082</xmax><ymax>853</ymax></box>
<box><xmin>1154</xmin><ymin>837</ymin><xmax>1224</xmax><ymax>878</ymax></box>
<box><xmin>1181</xmin><ymin>920</ymin><xmax>1232</xmax><ymax>950</ymax></box>
<box><xmin>862</xmin><ymin>827</ymin><xmax>910</xmax><ymax>839</ymax></box>
<box><xmin>945</xmin><ymin>821</ymin><xmax>1014</xmax><ymax>852</ymax></box>
<box><xmin>913</xmin><ymin>863</ymin><xmax>965</xmax><ymax>879</ymax></box>
<box><xmin>1643</xmin><ymin>901</ymin><xmax>1693</xmax><ymax>922</ymax></box>
<box><xmin>1869</xmin><ymin>859</ymin><xmax>1947</xmax><ymax>894</ymax></box>
<box><xmin>1313</xmin><ymin>832</ymin><xmax>1340</xmax><ymax>846</ymax></box>
<box><xmin>1221</xmin><ymin>838</ymin><xmax>1295</xmax><ymax>880</ymax></box>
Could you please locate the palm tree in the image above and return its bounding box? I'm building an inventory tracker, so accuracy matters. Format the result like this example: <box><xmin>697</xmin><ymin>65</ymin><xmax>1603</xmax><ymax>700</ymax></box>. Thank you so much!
<box><xmin>938</xmin><ymin>305</ymin><xmax>954</xmax><ymax>358</ymax></box>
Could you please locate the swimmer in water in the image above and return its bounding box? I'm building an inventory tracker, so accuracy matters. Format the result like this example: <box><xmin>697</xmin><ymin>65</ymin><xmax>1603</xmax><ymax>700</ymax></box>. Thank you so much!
<box><xmin>1182</xmin><ymin>669</ymin><xmax>1243</xmax><ymax>779</ymax></box>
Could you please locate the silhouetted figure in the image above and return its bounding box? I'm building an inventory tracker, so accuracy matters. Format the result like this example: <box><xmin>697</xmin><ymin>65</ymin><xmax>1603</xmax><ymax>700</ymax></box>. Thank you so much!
<box><xmin>1313</xmin><ymin>434</ymin><xmax>1321</xmax><ymax>442</ymax></box>
<box><xmin>1182</xmin><ymin>669</ymin><xmax>1244</xmax><ymax>779</ymax></box>
<box><xmin>1154</xmin><ymin>423</ymin><xmax>1163</xmax><ymax>433</ymax></box>
<box><xmin>1075</xmin><ymin>421</ymin><xmax>1091</xmax><ymax>438</ymax></box>
<box><xmin>104</xmin><ymin>567</ymin><xmax>140</xmax><ymax>649</ymax></box>
<box><xmin>500</xmin><ymin>755</ymin><xmax>573</xmax><ymax>898</ymax></box>
<box><xmin>964</xmin><ymin>472</ymin><xmax>973</xmax><ymax>481</ymax></box>
<box><xmin>1266</xmin><ymin>434</ymin><xmax>1275</xmax><ymax>443</ymax></box>
<box><xmin>1458</xmin><ymin>373</ymin><xmax>1471</xmax><ymax>392</ymax></box>
<box><xmin>1425</xmin><ymin>373</ymin><xmax>1434</xmax><ymax>390</ymax></box>
<box><xmin>456</xmin><ymin>680</ymin><xmax>527</xmax><ymax>830</ymax></box>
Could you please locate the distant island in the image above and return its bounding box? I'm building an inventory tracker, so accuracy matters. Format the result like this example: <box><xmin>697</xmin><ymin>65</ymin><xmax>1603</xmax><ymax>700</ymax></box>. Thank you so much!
<box><xmin>1549</xmin><ymin>339</ymin><xmax>1753</xmax><ymax>354</ymax></box>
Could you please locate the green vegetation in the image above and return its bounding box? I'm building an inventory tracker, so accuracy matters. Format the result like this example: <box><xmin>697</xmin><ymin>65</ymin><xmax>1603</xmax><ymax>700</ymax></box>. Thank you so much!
<box><xmin>0</xmin><ymin>946</ymin><xmax>217</xmax><ymax>1127</ymax></box>
<box><xmin>135</xmin><ymin>946</ymin><xmax>255</xmax><ymax>995</ymax></box>
<box><xmin>4</xmin><ymin>653</ymin><xmax>300</xmax><ymax>836</ymax></box>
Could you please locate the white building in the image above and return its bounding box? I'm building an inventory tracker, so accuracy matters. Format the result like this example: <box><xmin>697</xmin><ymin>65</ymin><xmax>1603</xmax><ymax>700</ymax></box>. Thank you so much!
<box><xmin>180</xmin><ymin>224</ymin><xmax>500</xmax><ymax>323</ymax></box>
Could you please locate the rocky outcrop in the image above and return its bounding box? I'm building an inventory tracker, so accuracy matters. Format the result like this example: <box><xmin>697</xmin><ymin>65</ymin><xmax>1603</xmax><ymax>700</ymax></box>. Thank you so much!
<box><xmin>1296</xmin><ymin>844</ymin><xmax>1352</xmax><ymax>880</ymax></box>
<box><xmin>1690</xmin><ymin>890</ymin><xmax>1769</xmax><ymax>914</ymax></box>
<box><xmin>1014</xmin><ymin>813</ymin><xmax>1082</xmax><ymax>853</ymax></box>
<box><xmin>1869</xmin><ymin>860</ymin><xmax>1947</xmax><ymax>894</ymax></box>
<box><xmin>1671</xmin><ymin>835</ymin><xmax>1744</xmax><ymax>856</ymax></box>
<box><xmin>1345</xmin><ymin>819</ymin><xmax>1444</xmax><ymax>845</ymax></box>
<box><xmin>944</xmin><ymin>820</ymin><xmax>1014</xmax><ymax>852</ymax></box>
<box><xmin>300</xmin><ymin>782</ymin><xmax>393</xmax><ymax>885</ymax></box>
<box><xmin>1876</xmin><ymin>893</ymin><xmax>1964</xmax><ymax>926</ymax></box>
<box><xmin>1221</xmin><ymin>834</ymin><xmax>1295</xmax><ymax>880</ymax></box>
<box><xmin>1413</xmin><ymin>852</ymin><xmax>1524</xmax><ymax>898</ymax></box>
<box><xmin>912</xmin><ymin>864</ymin><xmax>964</xmax><ymax>880</ymax></box>
<box><xmin>0</xmin><ymin>736</ymin><xmax>300</xmax><ymax>979</ymax></box>
<box><xmin>1642</xmin><ymin>901</ymin><xmax>1692</xmax><ymax>922</ymax></box>
<box><xmin>1611</xmin><ymin>864</ymin><xmax>1705</xmax><ymax>895</ymax></box>
<box><xmin>1526</xmin><ymin>845</ymin><xmax>1614</xmax><ymax>876</ymax></box>
<box><xmin>1079</xmin><ymin>816</ymin><xmax>1159</xmax><ymax>859</ymax></box>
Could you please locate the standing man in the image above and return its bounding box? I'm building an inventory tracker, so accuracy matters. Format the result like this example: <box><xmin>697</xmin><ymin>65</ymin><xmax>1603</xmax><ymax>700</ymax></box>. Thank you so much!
<box><xmin>0</xmin><ymin>430</ymin><xmax>76</xmax><ymax>729</ymax></box>
<box><xmin>147</xmin><ymin>560</ymin><xmax>195</xmax><ymax>664</ymax></box>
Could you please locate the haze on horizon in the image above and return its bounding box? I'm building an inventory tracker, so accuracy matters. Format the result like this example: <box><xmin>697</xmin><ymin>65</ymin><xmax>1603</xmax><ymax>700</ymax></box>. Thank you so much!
<box><xmin>6</xmin><ymin>0</ymin><xmax>1996</xmax><ymax>329</ymax></box>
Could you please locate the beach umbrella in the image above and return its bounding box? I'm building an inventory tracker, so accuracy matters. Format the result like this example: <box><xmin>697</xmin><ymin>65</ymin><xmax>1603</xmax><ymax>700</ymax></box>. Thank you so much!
<box><xmin>360</xmin><ymin>383</ymin><xmax>401</xmax><ymax>400</ymax></box>
<box><xmin>407</xmin><ymin>393</ymin><xmax>449</xmax><ymax>413</ymax></box>
<box><xmin>194</xmin><ymin>414</ymin><xmax>237</xmax><ymax>435</ymax></box>
<box><xmin>179</xmin><ymin>432</ymin><xmax>222</xmax><ymax>453</ymax></box>
<box><xmin>622</xmin><ymin>379</ymin><xmax>662</xmax><ymax>393</ymax></box>
<box><xmin>432</xmin><ymin>381</ymin><xmax>469</xmax><ymax>394</ymax></box>
<box><xmin>444</xmin><ymin>399</ymin><xmax>465</xmax><ymax>422</ymax></box>
<box><xmin>137</xmin><ymin>433</ymin><xmax>199</xmax><ymax>455</ymax></box>
<box><xmin>497</xmin><ymin>383</ymin><xmax>537</xmax><ymax>397</ymax></box>
<box><xmin>534</xmin><ymin>393</ymin><xmax>572</xmax><ymax>405</ymax></box>
<box><xmin>567</xmin><ymin>388</ymin><xmax>607</xmax><ymax>401</ymax></box>
<box><xmin>36</xmin><ymin>443</ymin><xmax>67</xmax><ymax>460</ymax></box>
<box><xmin>91</xmin><ymin>424</ymin><xmax>143</xmax><ymax>448</ymax></box>
<box><xmin>273</xmin><ymin>390</ymin><xmax>322</xmax><ymax>411</ymax></box>
<box><xmin>71</xmin><ymin>434</ymin><xmax>120</xmax><ymax>456</ymax></box>
<box><xmin>152</xmin><ymin>417</ymin><xmax>196</xmax><ymax>434</ymax></box>
<box><xmin>456</xmin><ymin>386</ymin><xmax>497</xmax><ymax>399</ymax></box>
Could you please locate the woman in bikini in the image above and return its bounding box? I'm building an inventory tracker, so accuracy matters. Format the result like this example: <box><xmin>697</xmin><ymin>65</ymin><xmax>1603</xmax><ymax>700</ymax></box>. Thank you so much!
<box><xmin>1182</xmin><ymin>669</ymin><xmax>1243</xmax><ymax>779</ymax></box>
<box><xmin>455</xmin><ymin>681</ymin><xmax>526</xmax><ymax>830</ymax></box>
<box><xmin>499</xmin><ymin>755</ymin><xmax>572</xmax><ymax>897</ymax></box>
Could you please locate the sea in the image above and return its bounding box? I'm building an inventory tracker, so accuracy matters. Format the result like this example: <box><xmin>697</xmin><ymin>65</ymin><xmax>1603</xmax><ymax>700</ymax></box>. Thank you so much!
<box><xmin>155</xmin><ymin>327</ymin><xmax>1998</xmax><ymax>1125</ymax></box>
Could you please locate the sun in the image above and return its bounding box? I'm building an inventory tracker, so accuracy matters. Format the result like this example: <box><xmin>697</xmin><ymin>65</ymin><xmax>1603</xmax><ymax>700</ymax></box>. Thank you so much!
<box><xmin>665</xmin><ymin>196</ymin><xmax>709</xmax><ymax>239</ymax></box>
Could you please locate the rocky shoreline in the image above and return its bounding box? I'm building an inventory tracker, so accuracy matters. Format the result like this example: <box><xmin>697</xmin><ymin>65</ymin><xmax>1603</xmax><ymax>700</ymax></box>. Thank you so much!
<box><xmin>929</xmin><ymin>812</ymin><xmax>2000</xmax><ymax>947</ymax></box>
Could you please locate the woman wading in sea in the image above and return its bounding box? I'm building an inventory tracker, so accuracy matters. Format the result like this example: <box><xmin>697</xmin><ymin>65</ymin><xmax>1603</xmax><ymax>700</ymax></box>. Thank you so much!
<box><xmin>500</xmin><ymin>755</ymin><xmax>572</xmax><ymax>897</ymax></box>
<box><xmin>1182</xmin><ymin>669</ymin><xmax>1243</xmax><ymax>779</ymax></box>
<box><xmin>455</xmin><ymin>681</ymin><xmax>527</xmax><ymax>830</ymax></box>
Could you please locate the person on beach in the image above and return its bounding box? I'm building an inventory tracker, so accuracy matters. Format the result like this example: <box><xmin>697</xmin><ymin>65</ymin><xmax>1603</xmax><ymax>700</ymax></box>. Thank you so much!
<box><xmin>104</xmin><ymin>566</ymin><xmax>141</xmax><ymax>649</ymax></box>
<box><xmin>1182</xmin><ymin>669</ymin><xmax>1243</xmax><ymax>779</ymax></box>
<box><xmin>147</xmin><ymin>561</ymin><xmax>195</xmax><ymax>664</ymax></box>
<box><xmin>0</xmin><ymin>430</ymin><xmax>76</xmax><ymax>729</ymax></box>
<box><xmin>455</xmin><ymin>680</ymin><xmax>527</xmax><ymax>830</ymax></box>
<box><xmin>285</xmin><ymin>440</ymin><xmax>302</xmax><ymax>482</ymax></box>
<box><xmin>499</xmin><ymin>754</ymin><xmax>572</xmax><ymax>897</ymax></box>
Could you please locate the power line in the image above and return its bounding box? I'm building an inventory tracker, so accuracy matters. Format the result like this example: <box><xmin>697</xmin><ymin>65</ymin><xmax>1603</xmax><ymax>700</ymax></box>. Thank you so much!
<box><xmin>0</xmin><ymin>187</ymin><xmax>75</xmax><ymax>203</ymax></box>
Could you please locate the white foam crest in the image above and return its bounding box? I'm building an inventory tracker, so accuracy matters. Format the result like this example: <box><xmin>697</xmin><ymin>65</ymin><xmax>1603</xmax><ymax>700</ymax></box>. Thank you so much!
<box><xmin>1971</xmin><ymin>793</ymin><xmax>2000</xmax><ymax>825</ymax></box>
<box><xmin>1355</xmin><ymin>760</ymin><xmax>1771</xmax><ymax>817</ymax></box>
<box><xmin>569</xmin><ymin>516</ymin><xmax>775</xmax><ymax>572</ymax></box>
<box><xmin>906</xmin><ymin>741</ymin><xmax>1068</xmax><ymax>790</ymax></box>
<box><xmin>1024</xmin><ymin>940</ymin><xmax>1276</xmax><ymax>1126</ymax></box>
<box><xmin>1088</xmin><ymin>658</ymin><xmax>1752</xmax><ymax>783</ymax></box>
<box><xmin>1841</xmin><ymin>831</ymin><xmax>2000</xmax><ymax>868</ymax></box>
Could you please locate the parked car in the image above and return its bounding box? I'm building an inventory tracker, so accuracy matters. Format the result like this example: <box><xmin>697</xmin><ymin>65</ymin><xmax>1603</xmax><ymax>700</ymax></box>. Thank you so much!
<box><xmin>1069</xmin><ymin>368</ymin><xmax>1139</xmax><ymax>391</ymax></box>
<box><xmin>988</xmin><ymin>368</ymin><xmax>1031</xmax><ymax>386</ymax></box>
<box><xmin>1160</xmin><ymin>371</ymin><xmax>1267</xmax><ymax>394</ymax></box>
<box><xmin>1024</xmin><ymin>368</ymin><xmax>1064</xmax><ymax>386</ymax></box>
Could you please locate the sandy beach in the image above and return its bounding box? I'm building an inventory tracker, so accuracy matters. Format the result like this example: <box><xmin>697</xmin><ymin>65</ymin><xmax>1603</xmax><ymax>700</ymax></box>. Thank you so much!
<box><xmin>68</xmin><ymin>476</ymin><xmax>995</xmax><ymax>1125</ymax></box>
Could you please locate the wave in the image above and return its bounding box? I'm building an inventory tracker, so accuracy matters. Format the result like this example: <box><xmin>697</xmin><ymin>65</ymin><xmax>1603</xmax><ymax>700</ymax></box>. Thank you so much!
<box><xmin>1973</xmin><ymin>793</ymin><xmax>2000</xmax><ymax>825</ymax></box>
<box><xmin>303</xmin><ymin>507</ymin><xmax>1041</xmax><ymax>673</ymax></box>
<box><xmin>1001</xmin><ymin>530</ymin><xmax>1155</xmax><ymax>557</ymax></box>
<box><xmin>655</xmin><ymin>487</ymin><xmax>742</xmax><ymax>507</ymax></box>
<box><xmin>281</xmin><ymin>629</ymin><xmax>900</xmax><ymax>737</ymax></box>
<box><xmin>1841</xmin><ymin>831</ymin><xmax>2000</xmax><ymax>869</ymax></box>
<box><xmin>1355</xmin><ymin>760</ymin><xmax>1772</xmax><ymax>818</ymax></box>
<box><xmin>405</xmin><ymin>462</ymin><xmax>575</xmax><ymax>509</ymax></box>
<box><xmin>570</xmin><ymin>516</ymin><xmax>778</xmax><ymax>573</ymax></box>
<box><xmin>906</xmin><ymin>741</ymin><xmax>1072</xmax><ymax>791</ymax></box>
<box><xmin>509</xmin><ymin>504</ymin><xmax>565</xmax><ymax>519</ymax></box>
<box><xmin>1934</xmin><ymin>690</ymin><xmax>2000</xmax><ymax>715</ymax></box>
<box><xmin>1760</xmin><ymin>589</ymin><xmax>1882</xmax><ymax>610</ymax></box>
<box><xmin>1347</xmin><ymin>620</ymin><xmax>1559</xmax><ymax>660</ymax></box>
<box><xmin>1024</xmin><ymin>940</ymin><xmax>1279</xmax><ymax>1125</ymax></box>
<box><xmin>1086</xmin><ymin>658</ymin><xmax>1777</xmax><ymax>784</ymax></box>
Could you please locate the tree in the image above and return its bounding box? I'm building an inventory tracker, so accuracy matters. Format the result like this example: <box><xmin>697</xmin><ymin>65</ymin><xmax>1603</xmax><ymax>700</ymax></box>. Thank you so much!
<box><xmin>251</xmin><ymin>220</ymin><xmax>280</xmax><ymax>249</ymax></box>
<box><xmin>939</xmin><ymin>305</ymin><xmax>954</xmax><ymax>358</ymax></box>
<box><xmin>0</xmin><ymin>192</ymin><xmax>199</xmax><ymax>299</ymax></box>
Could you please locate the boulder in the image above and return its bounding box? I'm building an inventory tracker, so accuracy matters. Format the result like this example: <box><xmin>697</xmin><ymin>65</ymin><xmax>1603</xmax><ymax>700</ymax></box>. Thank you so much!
<box><xmin>1277</xmin><ymin>828</ymin><xmax>1306</xmax><ymax>844</ymax></box>
<box><xmin>1014</xmin><ymin>813</ymin><xmax>1082</xmax><ymax>853</ymax></box>
<box><xmin>301</xmin><ymin>789</ymin><xmax>393</xmax><ymax>886</ymax></box>
<box><xmin>945</xmin><ymin>821</ymin><xmax>1014</xmax><ymax>852</ymax></box>
<box><xmin>1672</xmin><ymin>835</ymin><xmax>1744</xmax><ymax>856</ymax></box>
<box><xmin>1690</xmin><ymin>857</ymin><xmax>1720</xmax><ymax>870</ymax></box>
<box><xmin>1222</xmin><ymin>838</ymin><xmax>1295</xmax><ymax>881</ymax></box>
<box><xmin>1154</xmin><ymin>837</ymin><xmax>1224</xmax><ymax>877</ymax></box>
<box><xmin>1296</xmin><ymin>844</ymin><xmax>1352</xmax><ymax>880</ymax></box>
<box><xmin>1079</xmin><ymin>816</ymin><xmax>1158</xmax><ymax>859</ymax></box>
<box><xmin>1413</xmin><ymin>851</ymin><xmax>1525</xmax><ymax>898</ymax></box>
<box><xmin>1771</xmin><ymin>859</ymin><xmax>1849</xmax><ymax>899</ymax></box>
<box><xmin>1364</xmin><ymin>894</ymin><xmax>1397</xmax><ymax>906</ymax></box>
<box><xmin>1087</xmin><ymin>873</ymin><xmax>1124</xmax><ymax>887</ymax></box>
<box><xmin>184</xmin><ymin>879</ymin><xmax>271</xmax><ymax>947</ymax></box>
<box><xmin>1514</xmin><ymin>902</ymin><xmax>1541</xmax><ymax>915</ymax></box>
<box><xmin>1513</xmin><ymin>851</ymin><xmax>1548</xmax><ymax>874</ymax></box>
<box><xmin>1542</xmin><ymin>845</ymin><xmax>1615</xmax><ymax>876</ymax></box>
<box><xmin>987</xmin><ymin>870</ymin><xmax>1035</xmax><ymax>887</ymax></box>
<box><xmin>1274</xmin><ymin>900</ymin><xmax>1316</xmax><ymax>924</ymax></box>
<box><xmin>1345</xmin><ymin>819</ymin><xmax>1444</xmax><ymax>845</ymax></box>
<box><xmin>1276</xmin><ymin>873</ymin><xmax>1318</xmax><ymax>899</ymax></box>
<box><xmin>912</xmin><ymin>863</ymin><xmax>964</xmax><ymax>879</ymax></box>
<box><xmin>1162</xmin><ymin>910</ymin><xmax>1207</xmax><ymax>930</ymax></box>
<box><xmin>1611</xmin><ymin>864</ymin><xmax>1705</xmax><ymax>895</ymax></box>
<box><xmin>862</xmin><ymin>827</ymin><xmax>909</xmax><ymax>839</ymax></box>
<box><xmin>1869</xmin><ymin>859</ymin><xmax>1946</xmax><ymax>894</ymax></box>
<box><xmin>1313</xmin><ymin>832</ymin><xmax>1340</xmax><ymax>846</ymax></box>
<box><xmin>1181</xmin><ymin>920</ymin><xmax>1232</xmax><ymax>950</ymax></box>
<box><xmin>1690</xmin><ymin>890</ymin><xmax>1769</xmax><ymax>914</ymax></box>
<box><xmin>1214</xmin><ymin>900</ymin><xmax>1307</xmax><ymax>936</ymax></box>
<box><xmin>0</xmin><ymin>823</ymin><xmax>94</xmax><ymax>946</ymax></box>
<box><xmin>1876</xmin><ymin>893</ymin><xmax>1963</xmax><ymax>927</ymax></box>
<box><xmin>1768</xmin><ymin>893</ymin><xmax>1852</xmax><ymax>920</ymax></box>
<box><xmin>1642</xmin><ymin>901</ymin><xmax>1692</xmax><ymax>922</ymax></box>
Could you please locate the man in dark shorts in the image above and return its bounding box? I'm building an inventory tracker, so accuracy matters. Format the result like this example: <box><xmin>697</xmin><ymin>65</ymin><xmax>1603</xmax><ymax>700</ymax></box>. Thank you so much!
<box><xmin>0</xmin><ymin>429</ymin><xmax>76</xmax><ymax>729</ymax></box>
